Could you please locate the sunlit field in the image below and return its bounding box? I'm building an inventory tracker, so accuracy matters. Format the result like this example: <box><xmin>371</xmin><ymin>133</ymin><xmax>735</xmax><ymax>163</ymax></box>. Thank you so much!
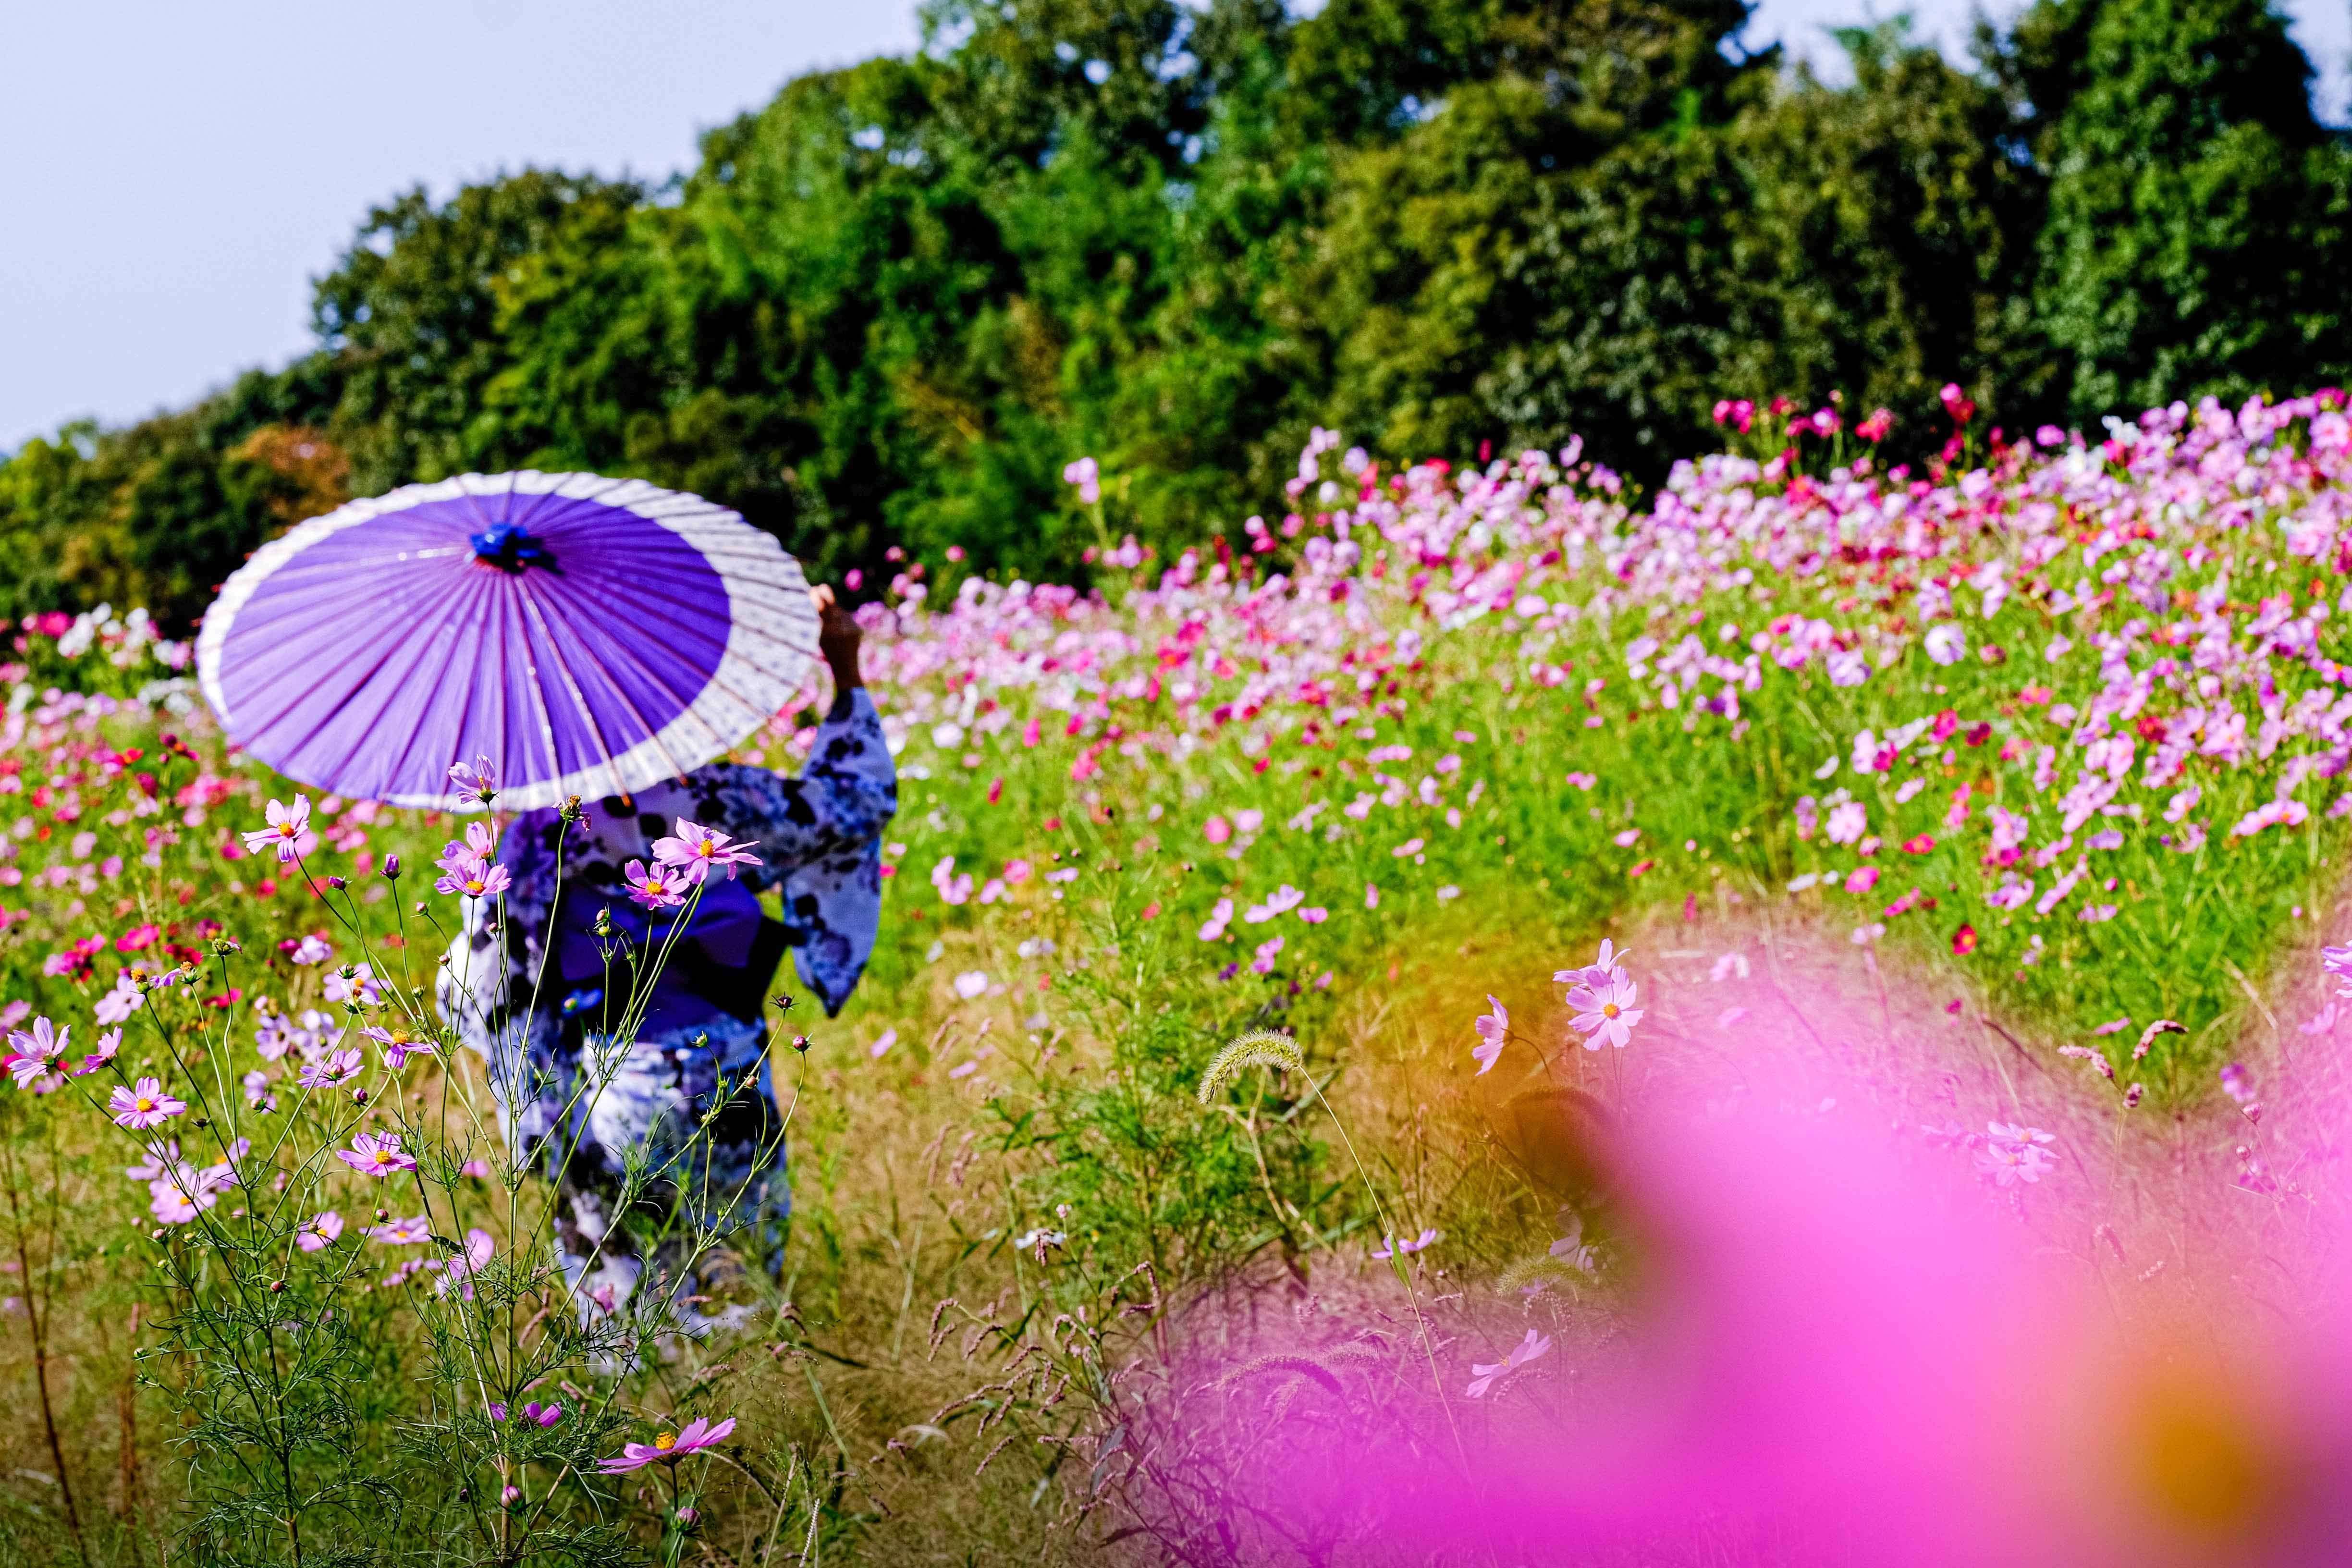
<box><xmin>6</xmin><ymin>392</ymin><xmax>2352</xmax><ymax>1564</ymax></box>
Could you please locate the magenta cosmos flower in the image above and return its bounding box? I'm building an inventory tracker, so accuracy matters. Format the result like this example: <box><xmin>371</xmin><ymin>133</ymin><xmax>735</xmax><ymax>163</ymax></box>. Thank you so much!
<box><xmin>110</xmin><ymin>1076</ymin><xmax>187</xmax><ymax>1129</ymax></box>
<box><xmin>337</xmin><ymin>1131</ymin><xmax>416</xmax><ymax>1178</ymax></box>
<box><xmin>296</xmin><ymin>1210</ymin><xmax>344</xmax><ymax>1251</ymax></box>
<box><xmin>1567</xmin><ymin>976</ymin><xmax>1644</xmax><ymax>1050</ymax></box>
<box><xmin>622</xmin><ymin>858</ymin><xmax>689</xmax><ymax>910</ymax></box>
<box><xmin>242</xmin><ymin>796</ymin><xmax>316</xmax><ymax>863</ymax></box>
<box><xmin>598</xmin><ymin>1416</ymin><xmax>736</xmax><ymax>1472</ymax></box>
<box><xmin>651</xmin><ymin>820</ymin><xmax>763</xmax><ymax>884</ymax></box>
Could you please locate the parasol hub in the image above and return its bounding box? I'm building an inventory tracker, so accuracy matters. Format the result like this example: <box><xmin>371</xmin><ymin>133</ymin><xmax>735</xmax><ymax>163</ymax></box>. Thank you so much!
<box><xmin>469</xmin><ymin>523</ymin><xmax>551</xmax><ymax>573</ymax></box>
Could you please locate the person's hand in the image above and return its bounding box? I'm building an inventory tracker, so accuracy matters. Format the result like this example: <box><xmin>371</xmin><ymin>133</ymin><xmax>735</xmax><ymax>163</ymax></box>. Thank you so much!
<box><xmin>810</xmin><ymin>583</ymin><xmax>863</xmax><ymax>690</ymax></box>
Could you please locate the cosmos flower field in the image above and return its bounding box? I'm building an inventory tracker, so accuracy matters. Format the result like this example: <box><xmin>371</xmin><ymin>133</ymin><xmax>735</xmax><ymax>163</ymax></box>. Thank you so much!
<box><xmin>5</xmin><ymin>391</ymin><xmax>2352</xmax><ymax>1562</ymax></box>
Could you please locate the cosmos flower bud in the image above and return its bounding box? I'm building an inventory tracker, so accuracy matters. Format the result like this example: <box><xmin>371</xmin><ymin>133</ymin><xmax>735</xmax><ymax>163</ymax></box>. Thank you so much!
<box><xmin>383</xmin><ymin>854</ymin><xmax>401</xmax><ymax>879</ymax></box>
<box><xmin>325</xmin><ymin>875</ymin><xmax>348</xmax><ymax>890</ymax></box>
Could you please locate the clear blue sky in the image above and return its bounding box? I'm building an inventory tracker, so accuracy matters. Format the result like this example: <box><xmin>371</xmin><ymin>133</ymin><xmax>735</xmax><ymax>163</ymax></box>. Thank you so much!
<box><xmin>4</xmin><ymin>0</ymin><xmax>2346</xmax><ymax>453</ymax></box>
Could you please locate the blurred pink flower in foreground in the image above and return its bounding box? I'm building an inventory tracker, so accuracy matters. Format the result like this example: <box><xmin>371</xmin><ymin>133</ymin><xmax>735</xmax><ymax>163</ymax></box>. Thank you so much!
<box><xmin>1272</xmin><ymin>1003</ymin><xmax>2352</xmax><ymax>1567</ymax></box>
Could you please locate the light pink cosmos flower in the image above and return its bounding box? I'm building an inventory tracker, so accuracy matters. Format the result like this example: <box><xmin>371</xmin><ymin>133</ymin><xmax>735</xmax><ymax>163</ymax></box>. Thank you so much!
<box><xmin>598</xmin><ymin>1416</ymin><xmax>737</xmax><ymax>1472</ymax></box>
<box><xmin>110</xmin><ymin>1076</ymin><xmax>185</xmax><ymax>1129</ymax></box>
<box><xmin>622</xmin><ymin>858</ymin><xmax>688</xmax><ymax>911</ymax></box>
<box><xmin>5</xmin><ymin>1016</ymin><xmax>70</xmax><ymax>1092</ymax></box>
<box><xmin>1825</xmin><ymin>801</ymin><xmax>1869</xmax><ymax>845</ymax></box>
<box><xmin>289</xmin><ymin>933</ymin><xmax>332</xmax><ymax>966</ymax></box>
<box><xmin>242</xmin><ymin>796</ymin><xmax>317</xmax><ymax>863</ymax></box>
<box><xmin>149</xmin><ymin>1174</ymin><xmax>219</xmax><ymax>1225</ymax></box>
<box><xmin>1567</xmin><ymin>977</ymin><xmax>1644</xmax><ymax>1050</ymax></box>
<box><xmin>360</xmin><ymin>1022</ymin><xmax>436</xmax><ymax>1069</ymax></box>
<box><xmin>1465</xmin><ymin>1329</ymin><xmax>1553</xmax><ymax>1398</ymax></box>
<box><xmin>338</xmin><ymin>1131</ymin><xmax>417</xmax><ymax>1178</ymax></box>
<box><xmin>652</xmin><ymin>820</ymin><xmax>764</xmax><ymax>884</ymax></box>
<box><xmin>434</xmin><ymin>854</ymin><xmax>512</xmax><ymax>900</ymax></box>
<box><xmin>369</xmin><ymin>1214</ymin><xmax>432</xmax><ymax>1244</ymax></box>
<box><xmin>1250</xmin><ymin>936</ymin><xmax>1284</xmax><ymax>974</ymax></box>
<box><xmin>297</xmin><ymin>1048</ymin><xmax>363</xmax><ymax>1089</ymax></box>
<box><xmin>1197</xmin><ymin>897</ymin><xmax>1235</xmax><ymax>942</ymax></box>
<box><xmin>1472</xmin><ymin>995</ymin><xmax>1508</xmax><ymax>1075</ymax></box>
<box><xmin>93</xmin><ymin>973</ymin><xmax>143</xmax><ymax>1026</ymax></box>
<box><xmin>322</xmin><ymin>964</ymin><xmax>382</xmax><ymax>1007</ymax></box>
<box><xmin>1974</xmin><ymin>1123</ymin><xmax>2057</xmax><ymax>1187</ymax></box>
<box><xmin>447</xmin><ymin>757</ymin><xmax>499</xmax><ymax>805</ymax></box>
<box><xmin>79</xmin><ymin>1028</ymin><xmax>122</xmax><ymax>1076</ymax></box>
<box><xmin>1554</xmin><ymin>939</ymin><xmax>1632</xmax><ymax>991</ymax></box>
<box><xmin>1372</xmin><ymin>1228</ymin><xmax>1439</xmax><ymax>1259</ymax></box>
<box><xmin>296</xmin><ymin>1211</ymin><xmax>344</xmax><ymax>1252</ymax></box>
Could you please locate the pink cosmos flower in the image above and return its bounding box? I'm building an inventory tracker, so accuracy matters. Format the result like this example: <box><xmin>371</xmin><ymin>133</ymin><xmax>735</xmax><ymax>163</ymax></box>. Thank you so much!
<box><xmin>598</xmin><ymin>1416</ymin><xmax>736</xmax><ymax>1472</ymax></box>
<box><xmin>1465</xmin><ymin>1329</ymin><xmax>1552</xmax><ymax>1398</ymax></box>
<box><xmin>296</xmin><ymin>1211</ymin><xmax>344</xmax><ymax>1252</ymax></box>
<box><xmin>1250</xmin><ymin>936</ymin><xmax>1284</xmax><ymax>974</ymax></box>
<box><xmin>110</xmin><ymin>1076</ymin><xmax>187</xmax><ymax>1129</ymax></box>
<box><xmin>434</xmin><ymin>854</ymin><xmax>512</xmax><ymax>900</ymax></box>
<box><xmin>1372</xmin><ymin>1228</ymin><xmax>1439</xmax><ymax>1260</ymax></box>
<box><xmin>360</xmin><ymin>1022</ymin><xmax>436</xmax><ymax>1069</ymax></box>
<box><xmin>93</xmin><ymin>973</ymin><xmax>143</xmax><ymax>1026</ymax></box>
<box><xmin>1974</xmin><ymin>1123</ymin><xmax>2057</xmax><ymax>1187</ymax></box>
<box><xmin>651</xmin><ymin>819</ymin><xmax>763</xmax><ymax>884</ymax></box>
<box><xmin>447</xmin><ymin>757</ymin><xmax>498</xmax><ymax>805</ymax></box>
<box><xmin>369</xmin><ymin>1214</ymin><xmax>431</xmax><ymax>1244</ymax></box>
<box><xmin>79</xmin><ymin>1028</ymin><xmax>122</xmax><ymax>1076</ymax></box>
<box><xmin>522</xmin><ymin>1400</ymin><xmax>563</xmax><ymax>1426</ymax></box>
<box><xmin>338</xmin><ymin>1131</ymin><xmax>417</xmax><ymax>1178</ymax></box>
<box><xmin>1567</xmin><ymin>977</ymin><xmax>1643</xmax><ymax>1050</ymax></box>
<box><xmin>289</xmin><ymin>934</ymin><xmax>332</xmax><ymax>966</ymax></box>
<box><xmin>242</xmin><ymin>796</ymin><xmax>316</xmax><ymax>863</ymax></box>
<box><xmin>6</xmin><ymin>1016</ymin><xmax>70</xmax><ymax>1091</ymax></box>
<box><xmin>1472</xmin><ymin>995</ymin><xmax>1508</xmax><ymax>1075</ymax></box>
<box><xmin>322</xmin><ymin>964</ymin><xmax>382</xmax><ymax>1007</ymax></box>
<box><xmin>150</xmin><ymin>1174</ymin><xmax>219</xmax><ymax>1225</ymax></box>
<box><xmin>622</xmin><ymin>858</ymin><xmax>688</xmax><ymax>911</ymax></box>
<box><xmin>297</xmin><ymin>1048</ymin><xmax>363</xmax><ymax>1089</ymax></box>
<box><xmin>1554</xmin><ymin>938</ymin><xmax>1632</xmax><ymax>991</ymax></box>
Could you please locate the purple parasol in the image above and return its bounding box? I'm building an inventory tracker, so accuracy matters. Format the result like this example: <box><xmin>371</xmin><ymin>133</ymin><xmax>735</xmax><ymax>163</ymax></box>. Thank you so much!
<box><xmin>195</xmin><ymin>472</ymin><xmax>820</xmax><ymax>810</ymax></box>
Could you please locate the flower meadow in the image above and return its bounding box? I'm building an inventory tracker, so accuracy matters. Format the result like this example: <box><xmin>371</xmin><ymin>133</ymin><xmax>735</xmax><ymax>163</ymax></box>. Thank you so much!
<box><xmin>4</xmin><ymin>393</ymin><xmax>2352</xmax><ymax>1563</ymax></box>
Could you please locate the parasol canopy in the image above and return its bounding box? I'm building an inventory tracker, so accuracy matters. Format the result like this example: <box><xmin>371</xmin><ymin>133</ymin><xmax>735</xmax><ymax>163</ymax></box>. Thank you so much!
<box><xmin>195</xmin><ymin>471</ymin><xmax>820</xmax><ymax>811</ymax></box>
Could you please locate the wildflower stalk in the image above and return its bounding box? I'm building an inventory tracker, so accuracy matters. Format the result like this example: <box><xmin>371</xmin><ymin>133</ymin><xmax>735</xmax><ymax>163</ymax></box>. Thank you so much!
<box><xmin>1200</xmin><ymin>1029</ymin><xmax>1472</xmax><ymax>1473</ymax></box>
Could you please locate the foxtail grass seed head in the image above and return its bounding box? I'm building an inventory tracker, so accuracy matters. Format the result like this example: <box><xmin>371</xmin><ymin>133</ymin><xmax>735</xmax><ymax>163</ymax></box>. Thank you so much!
<box><xmin>1197</xmin><ymin>1029</ymin><xmax>1305</xmax><ymax>1103</ymax></box>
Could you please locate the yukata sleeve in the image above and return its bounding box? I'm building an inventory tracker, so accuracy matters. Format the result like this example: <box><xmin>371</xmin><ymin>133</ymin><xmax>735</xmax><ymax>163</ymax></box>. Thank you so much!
<box><xmin>696</xmin><ymin>689</ymin><xmax>898</xmax><ymax>1014</ymax></box>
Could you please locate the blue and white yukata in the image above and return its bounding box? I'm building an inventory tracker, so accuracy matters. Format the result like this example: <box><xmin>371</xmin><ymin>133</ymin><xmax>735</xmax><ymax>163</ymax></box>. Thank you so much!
<box><xmin>436</xmin><ymin>688</ymin><xmax>896</xmax><ymax>1312</ymax></box>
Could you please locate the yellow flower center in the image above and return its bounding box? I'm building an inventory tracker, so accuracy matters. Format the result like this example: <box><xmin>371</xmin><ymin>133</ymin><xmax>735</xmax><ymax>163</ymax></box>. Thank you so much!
<box><xmin>136</xmin><ymin>1097</ymin><xmax>155</xmax><ymax>1112</ymax></box>
<box><xmin>1601</xmin><ymin>1003</ymin><xmax>1620</xmax><ymax>1019</ymax></box>
<box><xmin>655</xmin><ymin>1432</ymin><xmax>677</xmax><ymax>1451</ymax></box>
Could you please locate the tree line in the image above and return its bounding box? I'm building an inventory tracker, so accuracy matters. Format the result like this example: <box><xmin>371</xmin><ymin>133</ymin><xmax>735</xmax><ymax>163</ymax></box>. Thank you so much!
<box><xmin>7</xmin><ymin>0</ymin><xmax>2350</xmax><ymax>627</ymax></box>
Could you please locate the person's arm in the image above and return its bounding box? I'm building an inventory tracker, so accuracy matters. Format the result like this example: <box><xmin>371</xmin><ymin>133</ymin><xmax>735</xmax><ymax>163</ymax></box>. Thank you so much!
<box><xmin>690</xmin><ymin>587</ymin><xmax>896</xmax><ymax>888</ymax></box>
